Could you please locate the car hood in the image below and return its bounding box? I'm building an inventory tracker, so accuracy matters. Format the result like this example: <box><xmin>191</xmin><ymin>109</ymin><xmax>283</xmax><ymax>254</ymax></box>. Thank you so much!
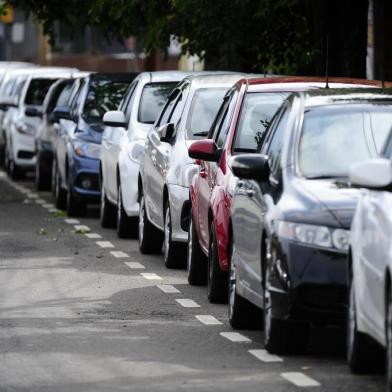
<box><xmin>295</xmin><ymin>178</ymin><xmax>359</xmax><ymax>229</ymax></box>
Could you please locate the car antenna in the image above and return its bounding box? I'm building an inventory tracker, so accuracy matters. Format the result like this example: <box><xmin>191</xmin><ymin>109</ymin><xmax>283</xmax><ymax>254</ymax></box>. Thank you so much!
<box><xmin>325</xmin><ymin>34</ymin><xmax>329</xmax><ymax>89</ymax></box>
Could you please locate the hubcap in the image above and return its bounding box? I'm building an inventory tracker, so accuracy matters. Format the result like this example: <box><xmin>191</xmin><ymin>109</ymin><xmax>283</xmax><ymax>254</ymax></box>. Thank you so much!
<box><xmin>263</xmin><ymin>239</ymin><xmax>272</xmax><ymax>343</ymax></box>
<box><xmin>164</xmin><ymin>206</ymin><xmax>170</xmax><ymax>260</ymax></box>
<box><xmin>228</xmin><ymin>252</ymin><xmax>236</xmax><ymax>318</ymax></box>
<box><xmin>187</xmin><ymin>219</ymin><xmax>193</xmax><ymax>272</ymax></box>
<box><xmin>138</xmin><ymin>196</ymin><xmax>145</xmax><ymax>243</ymax></box>
<box><xmin>117</xmin><ymin>185</ymin><xmax>122</xmax><ymax>224</ymax></box>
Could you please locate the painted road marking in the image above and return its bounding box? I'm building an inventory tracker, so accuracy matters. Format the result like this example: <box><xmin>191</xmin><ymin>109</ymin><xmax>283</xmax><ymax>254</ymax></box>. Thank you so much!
<box><xmin>281</xmin><ymin>372</ymin><xmax>320</xmax><ymax>387</ymax></box>
<box><xmin>124</xmin><ymin>262</ymin><xmax>145</xmax><ymax>269</ymax></box>
<box><xmin>35</xmin><ymin>199</ymin><xmax>46</xmax><ymax>204</ymax></box>
<box><xmin>27</xmin><ymin>194</ymin><xmax>38</xmax><ymax>199</ymax></box>
<box><xmin>156</xmin><ymin>284</ymin><xmax>180</xmax><ymax>294</ymax></box>
<box><xmin>110</xmin><ymin>251</ymin><xmax>130</xmax><ymax>258</ymax></box>
<box><xmin>176</xmin><ymin>299</ymin><xmax>200</xmax><ymax>308</ymax></box>
<box><xmin>43</xmin><ymin>203</ymin><xmax>54</xmax><ymax>208</ymax></box>
<box><xmin>65</xmin><ymin>218</ymin><xmax>80</xmax><ymax>224</ymax></box>
<box><xmin>96</xmin><ymin>241</ymin><xmax>115</xmax><ymax>248</ymax></box>
<box><xmin>249</xmin><ymin>349</ymin><xmax>283</xmax><ymax>363</ymax></box>
<box><xmin>141</xmin><ymin>272</ymin><xmax>162</xmax><ymax>280</ymax></box>
<box><xmin>85</xmin><ymin>233</ymin><xmax>101</xmax><ymax>239</ymax></box>
<box><xmin>74</xmin><ymin>224</ymin><xmax>90</xmax><ymax>232</ymax></box>
<box><xmin>220</xmin><ymin>332</ymin><xmax>251</xmax><ymax>343</ymax></box>
<box><xmin>49</xmin><ymin>208</ymin><xmax>59</xmax><ymax>213</ymax></box>
<box><xmin>195</xmin><ymin>315</ymin><xmax>222</xmax><ymax>325</ymax></box>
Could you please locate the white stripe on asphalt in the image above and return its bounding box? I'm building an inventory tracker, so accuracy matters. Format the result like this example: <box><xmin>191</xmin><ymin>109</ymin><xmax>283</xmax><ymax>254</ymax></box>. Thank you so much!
<box><xmin>124</xmin><ymin>262</ymin><xmax>145</xmax><ymax>269</ymax></box>
<box><xmin>110</xmin><ymin>251</ymin><xmax>130</xmax><ymax>258</ymax></box>
<box><xmin>219</xmin><ymin>332</ymin><xmax>251</xmax><ymax>343</ymax></box>
<box><xmin>74</xmin><ymin>225</ymin><xmax>90</xmax><ymax>232</ymax></box>
<box><xmin>156</xmin><ymin>284</ymin><xmax>180</xmax><ymax>294</ymax></box>
<box><xmin>195</xmin><ymin>315</ymin><xmax>222</xmax><ymax>325</ymax></box>
<box><xmin>27</xmin><ymin>194</ymin><xmax>38</xmax><ymax>199</ymax></box>
<box><xmin>85</xmin><ymin>233</ymin><xmax>101</xmax><ymax>239</ymax></box>
<box><xmin>35</xmin><ymin>199</ymin><xmax>46</xmax><ymax>204</ymax></box>
<box><xmin>96</xmin><ymin>241</ymin><xmax>114</xmax><ymax>248</ymax></box>
<box><xmin>281</xmin><ymin>372</ymin><xmax>320</xmax><ymax>387</ymax></box>
<box><xmin>43</xmin><ymin>203</ymin><xmax>54</xmax><ymax>208</ymax></box>
<box><xmin>249</xmin><ymin>349</ymin><xmax>283</xmax><ymax>363</ymax></box>
<box><xmin>65</xmin><ymin>218</ymin><xmax>80</xmax><ymax>224</ymax></box>
<box><xmin>176</xmin><ymin>299</ymin><xmax>200</xmax><ymax>308</ymax></box>
<box><xmin>140</xmin><ymin>273</ymin><xmax>162</xmax><ymax>280</ymax></box>
<box><xmin>49</xmin><ymin>208</ymin><xmax>59</xmax><ymax>213</ymax></box>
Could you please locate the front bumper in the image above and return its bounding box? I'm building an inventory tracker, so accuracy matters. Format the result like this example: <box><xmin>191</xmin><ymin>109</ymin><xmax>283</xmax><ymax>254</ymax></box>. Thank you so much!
<box><xmin>12</xmin><ymin>131</ymin><xmax>36</xmax><ymax>168</ymax></box>
<box><xmin>168</xmin><ymin>184</ymin><xmax>190</xmax><ymax>243</ymax></box>
<box><xmin>270</xmin><ymin>239</ymin><xmax>348</xmax><ymax>325</ymax></box>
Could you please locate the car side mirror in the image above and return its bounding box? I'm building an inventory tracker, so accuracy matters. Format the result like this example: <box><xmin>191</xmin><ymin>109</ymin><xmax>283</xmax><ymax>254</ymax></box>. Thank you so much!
<box><xmin>230</xmin><ymin>153</ymin><xmax>270</xmax><ymax>182</ymax></box>
<box><xmin>25</xmin><ymin>107</ymin><xmax>42</xmax><ymax>117</ymax></box>
<box><xmin>350</xmin><ymin>158</ymin><xmax>392</xmax><ymax>189</ymax></box>
<box><xmin>103</xmin><ymin>110</ymin><xmax>127</xmax><ymax>128</ymax></box>
<box><xmin>188</xmin><ymin>139</ymin><xmax>221</xmax><ymax>162</ymax></box>
<box><xmin>158</xmin><ymin>123</ymin><xmax>175</xmax><ymax>144</ymax></box>
<box><xmin>53</xmin><ymin>106</ymin><xmax>71</xmax><ymax>121</ymax></box>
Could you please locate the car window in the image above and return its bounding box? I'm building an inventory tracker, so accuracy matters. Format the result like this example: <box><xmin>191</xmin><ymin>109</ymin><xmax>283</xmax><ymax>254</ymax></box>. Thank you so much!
<box><xmin>138</xmin><ymin>82</ymin><xmax>178</xmax><ymax>124</ymax></box>
<box><xmin>383</xmin><ymin>133</ymin><xmax>392</xmax><ymax>159</ymax></box>
<box><xmin>168</xmin><ymin>84</ymin><xmax>190</xmax><ymax>125</ymax></box>
<box><xmin>47</xmin><ymin>81</ymin><xmax>73</xmax><ymax>113</ymax></box>
<box><xmin>123</xmin><ymin>80</ymin><xmax>139</xmax><ymax>121</ymax></box>
<box><xmin>157</xmin><ymin>88</ymin><xmax>181</xmax><ymax>126</ymax></box>
<box><xmin>24</xmin><ymin>78</ymin><xmax>58</xmax><ymax>106</ymax></box>
<box><xmin>69</xmin><ymin>79</ymin><xmax>85</xmax><ymax>116</ymax></box>
<box><xmin>232</xmin><ymin>92</ymin><xmax>289</xmax><ymax>154</ymax></box>
<box><xmin>185</xmin><ymin>87</ymin><xmax>227</xmax><ymax>140</ymax></box>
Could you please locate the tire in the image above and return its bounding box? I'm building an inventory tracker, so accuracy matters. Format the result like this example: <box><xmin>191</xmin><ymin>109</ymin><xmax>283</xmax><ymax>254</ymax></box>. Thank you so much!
<box><xmin>53</xmin><ymin>164</ymin><xmax>67</xmax><ymax>210</ymax></box>
<box><xmin>187</xmin><ymin>211</ymin><xmax>207</xmax><ymax>285</ymax></box>
<box><xmin>263</xmin><ymin>254</ymin><xmax>309</xmax><ymax>354</ymax></box>
<box><xmin>138</xmin><ymin>191</ymin><xmax>163</xmax><ymax>254</ymax></box>
<box><xmin>163</xmin><ymin>202</ymin><xmax>186</xmax><ymax>269</ymax></box>
<box><xmin>66</xmin><ymin>176</ymin><xmax>86</xmax><ymax>217</ymax></box>
<box><xmin>8</xmin><ymin>154</ymin><xmax>23</xmax><ymax>180</ymax></box>
<box><xmin>100</xmin><ymin>183</ymin><xmax>116</xmax><ymax>228</ymax></box>
<box><xmin>0</xmin><ymin>142</ymin><xmax>5</xmax><ymax>167</ymax></box>
<box><xmin>207</xmin><ymin>222</ymin><xmax>228</xmax><ymax>303</ymax></box>
<box><xmin>35</xmin><ymin>157</ymin><xmax>51</xmax><ymax>191</ymax></box>
<box><xmin>387</xmin><ymin>287</ymin><xmax>392</xmax><ymax>391</ymax></box>
<box><xmin>347</xmin><ymin>274</ymin><xmax>383</xmax><ymax>374</ymax></box>
<box><xmin>228</xmin><ymin>239</ymin><xmax>262</xmax><ymax>329</ymax></box>
<box><xmin>116</xmin><ymin>182</ymin><xmax>138</xmax><ymax>238</ymax></box>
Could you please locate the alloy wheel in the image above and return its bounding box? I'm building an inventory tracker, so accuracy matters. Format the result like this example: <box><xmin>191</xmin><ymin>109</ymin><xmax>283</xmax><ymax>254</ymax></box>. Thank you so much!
<box><xmin>228</xmin><ymin>254</ymin><xmax>236</xmax><ymax>319</ymax></box>
<box><xmin>117</xmin><ymin>185</ymin><xmax>122</xmax><ymax>224</ymax></box>
<box><xmin>164</xmin><ymin>206</ymin><xmax>171</xmax><ymax>261</ymax></box>
<box><xmin>138</xmin><ymin>196</ymin><xmax>145</xmax><ymax>244</ymax></box>
<box><xmin>187</xmin><ymin>219</ymin><xmax>193</xmax><ymax>273</ymax></box>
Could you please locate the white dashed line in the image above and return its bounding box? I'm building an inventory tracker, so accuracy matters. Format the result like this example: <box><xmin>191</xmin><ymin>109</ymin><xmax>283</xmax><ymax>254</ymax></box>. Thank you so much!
<box><xmin>110</xmin><ymin>251</ymin><xmax>130</xmax><ymax>258</ymax></box>
<box><xmin>65</xmin><ymin>218</ymin><xmax>80</xmax><ymax>224</ymax></box>
<box><xmin>85</xmin><ymin>233</ymin><xmax>102</xmax><ymax>239</ymax></box>
<box><xmin>96</xmin><ymin>241</ymin><xmax>115</xmax><ymax>248</ymax></box>
<box><xmin>249</xmin><ymin>349</ymin><xmax>283</xmax><ymax>363</ymax></box>
<box><xmin>27</xmin><ymin>194</ymin><xmax>38</xmax><ymax>199</ymax></box>
<box><xmin>156</xmin><ymin>284</ymin><xmax>180</xmax><ymax>294</ymax></box>
<box><xmin>140</xmin><ymin>272</ymin><xmax>162</xmax><ymax>280</ymax></box>
<box><xmin>176</xmin><ymin>299</ymin><xmax>200</xmax><ymax>308</ymax></box>
<box><xmin>124</xmin><ymin>261</ymin><xmax>145</xmax><ymax>269</ymax></box>
<box><xmin>49</xmin><ymin>208</ymin><xmax>59</xmax><ymax>213</ymax></box>
<box><xmin>43</xmin><ymin>203</ymin><xmax>54</xmax><ymax>208</ymax></box>
<box><xmin>35</xmin><ymin>199</ymin><xmax>46</xmax><ymax>204</ymax></box>
<box><xmin>219</xmin><ymin>332</ymin><xmax>251</xmax><ymax>343</ymax></box>
<box><xmin>195</xmin><ymin>315</ymin><xmax>222</xmax><ymax>325</ymax></box>
<box><xmin>281</xmin><ymin>372</ymin><xmax>320</xmax><ymax>387</ymax></box>
<box><xmin>74</xmin><ymin>224</ymin><xmax>90</xmax><ymax>232</ymax></box>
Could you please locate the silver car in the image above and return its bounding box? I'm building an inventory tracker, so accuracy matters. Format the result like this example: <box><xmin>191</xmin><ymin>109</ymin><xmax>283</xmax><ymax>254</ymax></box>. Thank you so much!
<box><xmin>138</xmin><ymin>74</ymin><xmax>244</xmax><ymax>268</ymax></box>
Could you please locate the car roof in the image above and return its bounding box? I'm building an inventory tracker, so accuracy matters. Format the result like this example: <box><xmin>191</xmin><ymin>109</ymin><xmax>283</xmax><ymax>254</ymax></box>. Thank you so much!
<box><xmin>181</xmin><ymin>73</ymin><xmax>246</xmax><ymax>88</ymax></box>
<box><xmin>88</xmin><ymin>72</ymin><xmax>137</xmax><ymax>82</ymax></box>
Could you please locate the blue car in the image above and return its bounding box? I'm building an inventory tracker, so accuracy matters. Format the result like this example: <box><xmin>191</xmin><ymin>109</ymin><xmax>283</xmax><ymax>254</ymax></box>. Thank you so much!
<box><xmin>52</xmin><ymin>73</ymin><xmax>135</xmax><ymax>216</ymax></box>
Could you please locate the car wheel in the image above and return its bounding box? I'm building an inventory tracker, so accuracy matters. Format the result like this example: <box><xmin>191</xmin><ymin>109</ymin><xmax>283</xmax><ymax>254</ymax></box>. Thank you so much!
<box><xmin>207</xmin><ymin>222</ymin><xmax>228</xmax><ymax>303</ymax></box>
<box><xmin>100</xmin><ymin>183</ymin><xmax>116</xmax><ymax>228</ymax></box>
<box><xmin>54</xmin><ymin>165</ymin><xmax>67</xmax><ymax>210</ymax></box>
<box><xmin>66</xmin><ymin>176</ymin><xmax>86</xmax><ymax>217</ymax></box>
<box><xmin>163</xmin><ymin>202</ymin><xmax>186</xmax><ymax>269</ymax></box>
<box><xmin>228</xmin><ymin>239</ymin><xmax>262</xmax><ymax>329</ymax></box>
<box><xmin>187</xmin><ymin>211</ymin><xmax>207</xmax><ymax>285</ymax></box>
<box><xmin>116</xmin><ymin>182</ymin><xmax>138</xmax><ymax>238</ymax></box>
<box><xmin>347</xmin><ymin>273</ymin><xmax>383</xmax><ymax>373</ymax></box>
<box><xmin>387</xmin><ymin>287</ymin><xmax>392</xmax><ymax>391</ymax></box>
<box><xmin>8</xmin><ymin>153</ymin><xmax>23</xmax><ymax>180</ymax></box>
<box><xmin>138</xmin><ymin>191</ymin><xmax>163</xmax><ymax>254</ymax></box>
<box><xmin>0</xmin><ymin>141</ymin><xmax>5</xmax><ymax>167</ymax></box>
<box><xmin>35</xmin><ymin>156</ymin><xmax>51</xmax><ymax>191</ymax></box>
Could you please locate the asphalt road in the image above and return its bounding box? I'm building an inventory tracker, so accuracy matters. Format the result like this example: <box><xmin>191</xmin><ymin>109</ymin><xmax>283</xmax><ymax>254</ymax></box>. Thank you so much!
<box><xmin>0</xmin><ymin>170</ymin><xmax>385</xmax><ymax>392</ymax></box>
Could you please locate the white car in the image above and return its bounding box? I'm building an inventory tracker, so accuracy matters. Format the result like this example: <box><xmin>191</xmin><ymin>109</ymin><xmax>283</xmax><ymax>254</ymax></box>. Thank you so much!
<box><xmin>99</xmin><ymin>71</ymin><xmax>188</xmax><ymax>238</ymax></box>
<box><xmin>348</xmin><ymin>129</ymin><xmax>392</xmax><ymax>388</ymax></box>
<box><xmin>138</xmin><ymin>74</ymin><xmax>244</xmax><ymax>268</ymax></box>
<box><xmin>4</xmin><ymin>67</ymin><xmax>77</xmax><ymax>178</ymax></box>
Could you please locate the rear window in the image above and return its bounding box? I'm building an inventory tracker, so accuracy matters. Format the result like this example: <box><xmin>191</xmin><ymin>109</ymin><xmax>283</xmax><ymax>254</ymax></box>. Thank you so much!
<box><xmin>138</xmin><ymin>82</ymin><xmax>177</xmax><ymax>124</ymax></box>
<box><xmin>83</xmin><ymin>79</ymin><xmax>130</xmax><ymax>123</ymax></box>
<box><xmin>186</xmin><ymin>88</ymin><xmax>227</xmax><ymax>139</ymax></box>
<box><xmin>25</xmin><ymin>78</ymin><xmax>57</xmax><ymax>106</ymax></box>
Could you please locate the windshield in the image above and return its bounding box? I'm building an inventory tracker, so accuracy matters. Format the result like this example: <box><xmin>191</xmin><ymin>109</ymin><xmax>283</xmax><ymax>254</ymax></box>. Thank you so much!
<box><xmin>298</xmin><ymin>105</ymin><xmax>392</xmax><ymax>178</ymax></box>
<box><xmin>24</xmin><ymin>78</ymin><xmax>57</xmax><ymax>106</ymax></box>
<box><xmin>83</xmin><ymin>79</ymin><xmax>130</xmax><ymax>123</ymax></box>
<box><xmin>186</xmin><ymin>88</ymin><xmax>227</xmax><ymax>139</ymax></box>
<box><xmin>233</xmin><ymin>92</ymin><xmax>289</xmax><ymax>153</ymax></box>
<box><xmin>138</xmin><ymin>82</ymin><xmax>177</xmax><ymax>124</ymax></box>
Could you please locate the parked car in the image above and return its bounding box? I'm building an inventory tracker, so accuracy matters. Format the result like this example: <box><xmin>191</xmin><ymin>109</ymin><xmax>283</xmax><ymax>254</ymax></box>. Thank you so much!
<box><xmin>100</xmin><ymin>71</ymin><xmax>188</xmax><ymax>238</ymax></box>
<box><xmin>187</xmin><ymin>77</ymin><xmax>385</xmax><ymax>304</ymax></box>
<box><xmin>347</xmin><ymin>127</ymin><xmax>392</xmax><ymax>386</ymax></box>
<box><xmin>229</xmin><ymin>89</ymin><xmax>392</xmax><ymax>354</ymax></box>
<box><xmin>52</xmin><ymin>73</ymin><xmax>134</xmax><ymax>216</ymax></box>
<box><xmin>35</xmin><ymin>73</ymin><xmax>90</xmax><ymax>190</ymax></box>
<box><xmin>138</xmin><ymin>74</ymin><xmax>244</xmax><ymax>267</ymax></box>
<box><xmin>4</xmin><ymin>67</ymin><xmax>77</xmax><ymax>179</ymax></box>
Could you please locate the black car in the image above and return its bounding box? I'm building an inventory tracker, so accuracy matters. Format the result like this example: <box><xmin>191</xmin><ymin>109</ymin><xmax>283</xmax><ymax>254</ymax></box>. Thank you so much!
<box><xmin>52</xmin><ymin>73</ymin><xmax>136</xmax><ymax>216</ymax></box>
<box><xmin>228</xmin><ymin>89</ymin><xmax>392</xmax><ymax>354</ymax></box>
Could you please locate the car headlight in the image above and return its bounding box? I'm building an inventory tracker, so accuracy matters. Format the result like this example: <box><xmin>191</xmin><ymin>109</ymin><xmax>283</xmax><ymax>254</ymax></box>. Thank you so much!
<box><xmin>276</xmin><ymin>221</ymin><xmax>350</xmax><ymax>252</ymax></box>
<box><xmin>16</xmin><ymin>122</ymin><xmax>35</xmax><ymax>135</ymax></box>
<box><xmin>127</xmin><ymin>141</ymin><xmax>145</xmax><ymax>164</ymax></box>
<box><xmin>73</xmin><ymin>141</ymin><xmax>101</xmax><ymax>159</ymax></box>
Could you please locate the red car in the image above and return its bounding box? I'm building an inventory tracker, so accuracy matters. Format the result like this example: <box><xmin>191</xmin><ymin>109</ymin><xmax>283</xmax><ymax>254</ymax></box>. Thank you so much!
<box><xmin>187</xmin><ymin>76</ymin><xmax>383</xmax><ymax>303</ymax></box>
